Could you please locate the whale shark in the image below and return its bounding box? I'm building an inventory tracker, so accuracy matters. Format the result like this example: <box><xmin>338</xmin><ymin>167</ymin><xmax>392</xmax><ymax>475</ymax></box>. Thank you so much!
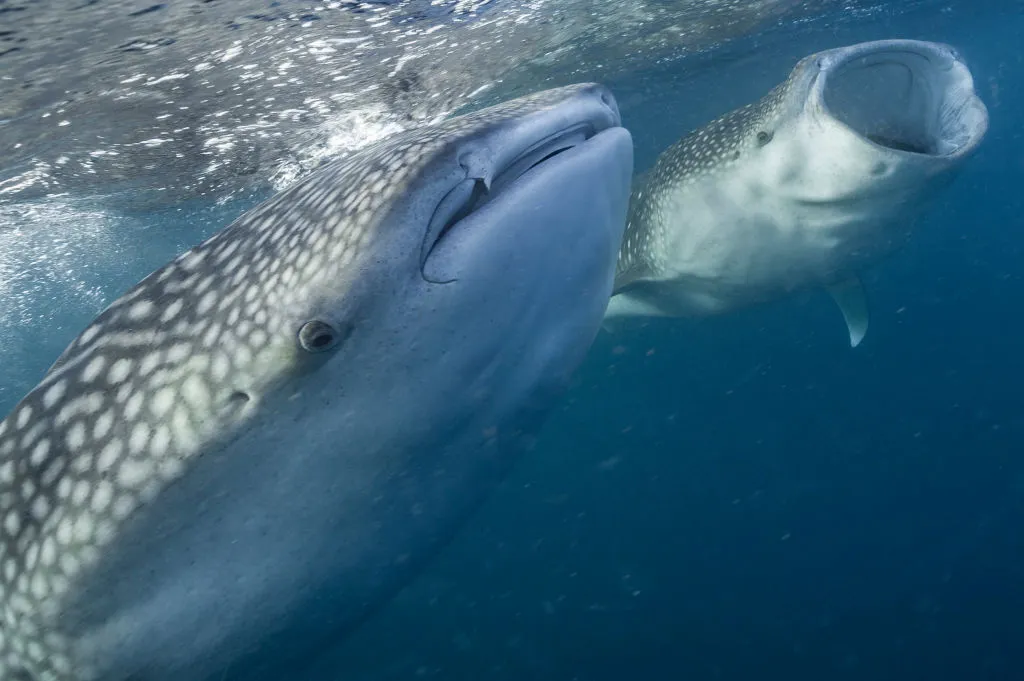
<box><xmin>607</xmin><ymin>39</ymin><xmax>988</xmax><ymax>346</ymax></box>
<box><xmin>0</xmin><ymin>83</ymin><xmax>633</xmax><ymax>681</ymax></box>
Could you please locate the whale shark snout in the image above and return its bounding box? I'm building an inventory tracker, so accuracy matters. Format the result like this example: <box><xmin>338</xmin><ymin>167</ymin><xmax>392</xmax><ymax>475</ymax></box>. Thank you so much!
<box><xmin>607</xmin><ymin>39</ymin><xmax>987</xmax><ymax>348</ymax></box>
<box><xmin>0</xmin><ymin>83</ymin><xmax>633</xmax><ymax>681</ymax></box>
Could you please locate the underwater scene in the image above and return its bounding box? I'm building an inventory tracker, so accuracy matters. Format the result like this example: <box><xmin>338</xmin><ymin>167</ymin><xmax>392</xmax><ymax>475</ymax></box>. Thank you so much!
<box><xmin>0</xmin><ymin>0</ymin><xmax>1022</xmax><ymax>679</ymax></box>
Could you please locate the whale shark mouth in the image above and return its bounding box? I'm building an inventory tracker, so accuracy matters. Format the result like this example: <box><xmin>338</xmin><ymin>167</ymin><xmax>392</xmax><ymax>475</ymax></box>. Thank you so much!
<box><xmin>817</xmin><ymin>42</ymin><xmax>987</xmax><ymax>159</ymax></box>
<box><xmin>474</xmin><ymin>122</ymin><xmax>597</xmax><ymax>209</ymax></box>
<box><xmin>422</xmin><ymin>121</ymin><xmax>603</xmax><ymax>271</ymax></box>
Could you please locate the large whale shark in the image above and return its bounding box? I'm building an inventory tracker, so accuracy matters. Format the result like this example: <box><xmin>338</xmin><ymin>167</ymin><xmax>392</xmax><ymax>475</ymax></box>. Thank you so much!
<box><xmin>0</xmin><ymin>84</ymin><xmax>633</xmax><ymax>681</ymax></box>
<box><xmin>607</xmin><ymin>39</ymin><xmax>988</xmax><ymax>346</ymax></box>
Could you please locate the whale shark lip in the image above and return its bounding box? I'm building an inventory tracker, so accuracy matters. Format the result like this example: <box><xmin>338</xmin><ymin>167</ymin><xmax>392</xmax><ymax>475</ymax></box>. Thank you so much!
<box><xmin>477</xmin><ymin>121</ymin><xmax>601</xmax><ymax>204</ymax></box>
<box><xmin>812</xmin><ymin>39</ymin><xmax>988</xmax><ymax>160</ymax></box>
<box><xmin>420</xmin><ymin>120</ymin><xmax>612</xmax><ymax>280</ymax></box>
<box><xmin>420</xmin><ymin>87</ymin><xmax>623</xmax><ymax>276</ymax></box>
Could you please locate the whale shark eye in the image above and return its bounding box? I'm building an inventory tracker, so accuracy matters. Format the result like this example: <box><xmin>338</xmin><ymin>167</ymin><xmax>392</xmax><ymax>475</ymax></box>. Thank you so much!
<box><xmin>756</xmin><ymin>130</ymin><xmax>774</xmax><ymax>146</ymax></box>
<box><xmin>298</xmin><ymin>320</ymin><xmax>346</xmax><ymax>353</ymax></box>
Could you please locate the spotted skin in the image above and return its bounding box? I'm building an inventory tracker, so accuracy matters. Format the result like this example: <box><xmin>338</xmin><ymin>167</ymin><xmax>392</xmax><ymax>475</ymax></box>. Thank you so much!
<box><xmin>609</xmin><ymin>39</ymin><xmax>988</xmax><ymax>325</ymax></box>
<box><xmin>615</xmin><ymin>84</ymin><xmax>788</xmax><ymax>284</ymax></box>
<box><xmin>0</xmin><ymin>83</ymin><xmax>633</xmax><ymax>680</ymax></box>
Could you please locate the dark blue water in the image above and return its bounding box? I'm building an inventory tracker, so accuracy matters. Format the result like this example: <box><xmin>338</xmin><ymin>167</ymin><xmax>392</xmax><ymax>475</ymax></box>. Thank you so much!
<box><xmin>1</xmin><ymin>1</ymin><xmax>1021</xmax><ymax>679</ymax></box>
<box><xmin>310</xmin><ymin>3</ymin><xmax>1024</xmax><ymax>679</ymax></box>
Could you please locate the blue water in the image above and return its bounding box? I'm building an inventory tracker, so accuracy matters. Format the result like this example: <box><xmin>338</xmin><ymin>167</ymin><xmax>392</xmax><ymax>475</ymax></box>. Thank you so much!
<box><xmin>1</xmin><ymin>0</ymin><xmax>1022</xmax><ymax>679</ymax></box>
<box><xmin>316</xmin><ymin>4</ymin><xmax>1024</xmax><ymax>679</ymax></box>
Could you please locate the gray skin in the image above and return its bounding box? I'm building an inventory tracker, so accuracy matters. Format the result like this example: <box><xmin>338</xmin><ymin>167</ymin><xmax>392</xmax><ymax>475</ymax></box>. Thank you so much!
<box><xmin>608</xmin><ymin>39</ymin><xmax>988</xmax><ymax>346</ymax></box>
<box><xmin>0</xmin><ymin>83</ymin><xmax>633</xmax><ymax>681</ymax></box>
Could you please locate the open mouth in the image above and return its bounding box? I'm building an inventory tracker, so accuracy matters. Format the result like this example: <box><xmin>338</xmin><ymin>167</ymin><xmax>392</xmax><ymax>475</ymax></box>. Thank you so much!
<box><xmin>817</xmin><ymin>42</ymin><xmax>987</xmax><ymax>158</ymax></box>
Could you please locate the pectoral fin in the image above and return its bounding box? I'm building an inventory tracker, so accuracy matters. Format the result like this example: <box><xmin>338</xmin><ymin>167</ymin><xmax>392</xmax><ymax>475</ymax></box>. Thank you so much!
<box><xmin>826</xmin><ymin>276</ymin><xmax>869</xmax><ymax>348</ymax></box>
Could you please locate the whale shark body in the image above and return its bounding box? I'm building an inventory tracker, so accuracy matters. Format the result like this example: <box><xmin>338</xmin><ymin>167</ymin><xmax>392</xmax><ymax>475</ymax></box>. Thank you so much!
<box><xmin>0</xmin><ymin>84</ymin><xmax>633</xmax><ymax>681</ymax></box>
<box><xmin>608</xmin><ymin>39</ymin><xmax>988</xmax><ymax>346</ymax></box>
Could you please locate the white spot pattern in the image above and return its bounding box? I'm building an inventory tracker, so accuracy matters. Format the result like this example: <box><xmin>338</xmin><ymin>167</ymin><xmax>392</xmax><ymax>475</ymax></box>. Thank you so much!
<box><xmin>0</xmin><ymin>83</ymin><xmax>606</xmax><ymax>681</ymax></box>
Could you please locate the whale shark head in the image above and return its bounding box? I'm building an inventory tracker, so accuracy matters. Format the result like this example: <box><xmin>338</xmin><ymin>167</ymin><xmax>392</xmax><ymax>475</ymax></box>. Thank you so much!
<box><xmin>609</xmin><ymin>39</ymin><xmax>986</xmax><ymax>347</ymax></box>
<box><xmin>0</xmin><ymin>83</ymin><xmax>633</xmax><ymax>681</ymax></box>
<box><xmin>756</xmin><ymin>38</ymin><xmax>988</xmax><ymax>211</ymax></box>
<box><xmin>618</xmin><ymin>39</ymin><xmax>989</xmax><ymax>289</ymax></box>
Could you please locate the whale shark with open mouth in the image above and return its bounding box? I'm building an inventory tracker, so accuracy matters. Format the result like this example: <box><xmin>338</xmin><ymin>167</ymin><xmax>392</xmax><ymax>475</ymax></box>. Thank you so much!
<box><xmin>0</xmin><ymin>83</ymin><xmax>633</xmax><ymax>681</ymax></box>
<box><xmin>608</xmin><ymin>38</ymin><xmax>989</xmax><ymax>347</ymax></box>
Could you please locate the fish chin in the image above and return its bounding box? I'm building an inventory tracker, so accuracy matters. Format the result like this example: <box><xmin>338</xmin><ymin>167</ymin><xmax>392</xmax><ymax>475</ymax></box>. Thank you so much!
<box><xmin>813</xmin><ymin>40</ymin><xmax>988</xmax><ymax>160</ymax></box>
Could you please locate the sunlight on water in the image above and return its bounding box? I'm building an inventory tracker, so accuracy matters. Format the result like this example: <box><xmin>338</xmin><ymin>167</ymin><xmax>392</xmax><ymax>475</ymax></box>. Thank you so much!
<box><xmin>0</xmin><ymin>1</ymin><xmax>1019</xmax><ymax>679</ymax></box>
<box><xmin>0</xmin><ymin>201</ymin><xmax>116</xmax><ymax>319</ymax></box>
<box><xmin>0</xmin><ymin>0</ymin><xmax>812</xmax><ymax>213</ymax></box>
